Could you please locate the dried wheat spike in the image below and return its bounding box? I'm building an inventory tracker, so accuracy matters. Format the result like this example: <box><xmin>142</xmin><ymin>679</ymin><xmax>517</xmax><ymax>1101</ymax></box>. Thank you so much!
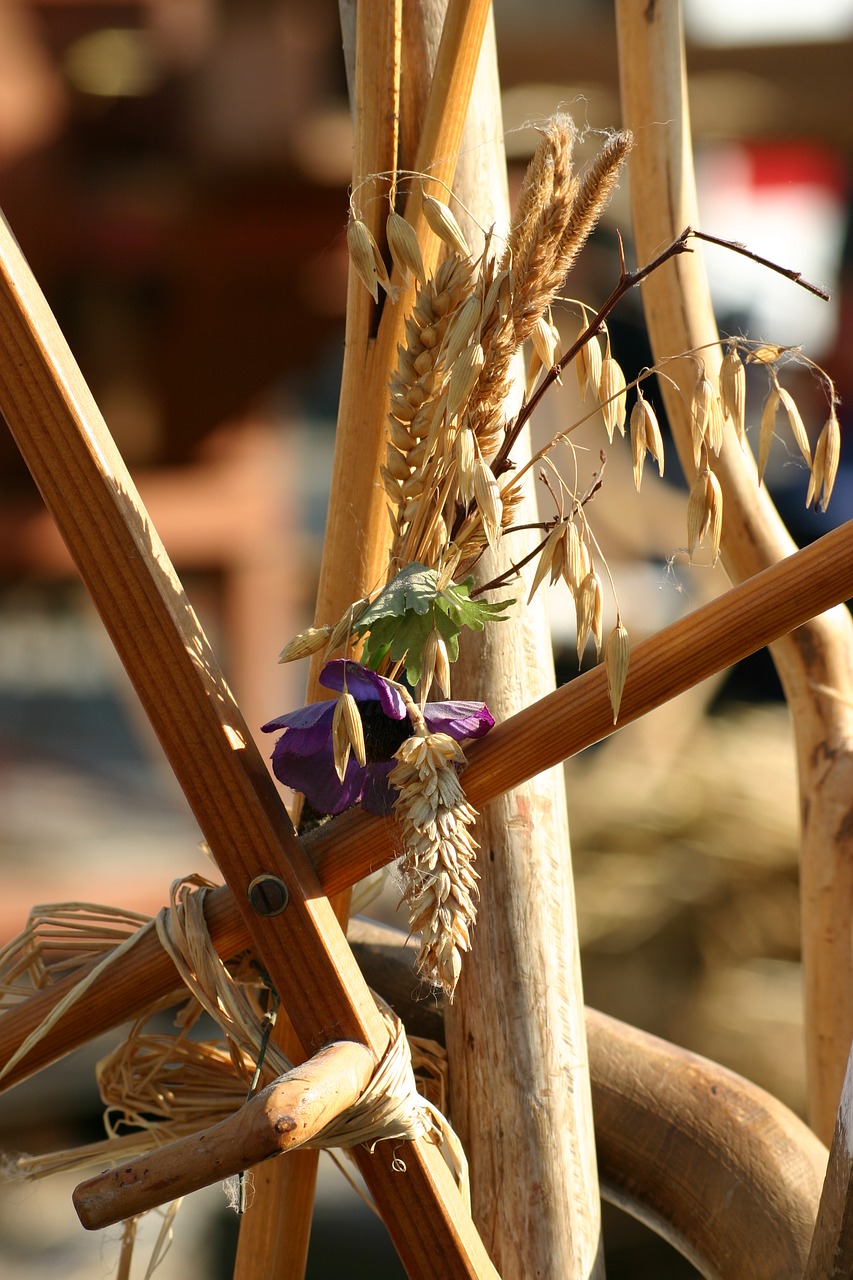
<box><xmin>467</xmin><ymin>120</ymin><xmax>631</xmax><ymax>470</ymax></box>
<box><xmin>385</xmin><ymin>255</ymin><xmax>478</xmax><ymax>547</ymax></box>
<box><xmin>391</xmin><ymin>732</ymin><xmax>480</xmax><ymax>998</ymax></box>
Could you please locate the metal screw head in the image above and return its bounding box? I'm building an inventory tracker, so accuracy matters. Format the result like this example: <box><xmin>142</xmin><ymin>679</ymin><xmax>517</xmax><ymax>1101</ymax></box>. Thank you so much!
<box><xmin>247</xmin><ymin>873</ymin><xmax>289</xmax><ymax>917</ymax></box>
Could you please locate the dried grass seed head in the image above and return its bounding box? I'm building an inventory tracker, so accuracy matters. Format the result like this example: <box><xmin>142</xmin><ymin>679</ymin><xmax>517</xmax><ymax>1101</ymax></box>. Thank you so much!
<box><xmin>386</xmin><ymin>209</ymin><xmax>426</xmax><ymax>287</ymax></box>
<box><xmin>605</xmin><ymin>620</ymin><xmax>630</xmax><ymax>723</ymax></box>
<box><xmin>719</xmin><ymin>345</ymin><xmax>747</xmax><ymax>445</ymax></box>
<box><xmin>599</xmin><ymin>354</ymin><xmax>627</xmax><ymax>440</ymax></box>
<box><xmin>347</xmin><ymin>217</ymin><xmax>391</xmax><ymax>301</ymax></box>
<box><xmin>807</xmin><ymin>409</ymin><xmax>841</xmax><ymax>511</ymax></box>
<box><xmin>687</xmin><ymin>467</ymin><xmax>723</xmax><ymax>562</ymax></box>
<box><xmin>422</xmin><ymin>193</ymin><xmax>471</xmax><ymax>259</ymax></box>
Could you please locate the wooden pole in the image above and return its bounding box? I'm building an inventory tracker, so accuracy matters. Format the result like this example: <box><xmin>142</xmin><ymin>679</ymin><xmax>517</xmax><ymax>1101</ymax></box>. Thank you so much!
<box><xmin>614</xmin><ymin>0</ymin><xmax>853</xmax><ymax>1142</ymax></box>
<box><xmin>74</xmin><ymin>1041</ymin><xmax>375</xmax><ymax>1229</ymax></box>
<box><xmin>425</xmin><ymin>12</ymin><xmax>603</xmax><ymax>1275</ymax></box>
<box><xmin>4</xmin><ymin>517</ymin><xmax>853</xmax><ymax>1094</ymax></box>
<box><xmin>234</xmin><ymin>0</ymin><xmax>493</xmax><ymax>1271</ymax></box>
<box><xmin>803</xmin><ymin>1039</ymin><xmax>853</xmax><ymax>1279</ymax></box>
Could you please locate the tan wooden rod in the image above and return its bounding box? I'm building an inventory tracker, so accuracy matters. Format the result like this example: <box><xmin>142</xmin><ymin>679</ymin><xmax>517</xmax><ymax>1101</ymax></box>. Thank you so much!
<box><xmin>2</xmin><ymin>517</ymin><xmax>853</xmax><ymax>1092</ymax></box>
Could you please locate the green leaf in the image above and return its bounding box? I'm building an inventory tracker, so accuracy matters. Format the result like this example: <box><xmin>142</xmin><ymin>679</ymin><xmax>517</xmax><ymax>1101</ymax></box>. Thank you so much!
<box><xmin>355</xmin><ymin>565</ymin><xmax>513</xmax><ymax>687</ymax></box>
<box><xmin>437</xmin><ymin>577</ymin><xmax>514</xmax><ymax>631</ymax></box>
<box><xmin>356</xmin><ymin>564</ymin><xmax>439</xmax><ymax>630</ymax></box>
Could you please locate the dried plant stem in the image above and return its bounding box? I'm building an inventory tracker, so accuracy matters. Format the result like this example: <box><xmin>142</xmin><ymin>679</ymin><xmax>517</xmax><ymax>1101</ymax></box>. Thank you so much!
<box><xmin>616</xmin><ymin>0</ymin><xmax>853</xmax><ymax>1143</ymax></box>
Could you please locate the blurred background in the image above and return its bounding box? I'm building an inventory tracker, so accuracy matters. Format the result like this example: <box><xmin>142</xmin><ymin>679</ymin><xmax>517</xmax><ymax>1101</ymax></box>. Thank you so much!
<box><xmin>0</xmin><ymin>0</ymin><xmax>851</xmax><ymax>1274</ymax></box>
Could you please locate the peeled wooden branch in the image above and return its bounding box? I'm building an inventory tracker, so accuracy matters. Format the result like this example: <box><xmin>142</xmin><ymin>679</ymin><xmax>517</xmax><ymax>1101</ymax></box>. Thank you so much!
<box><xmin>2</xmin><ymin>519</ymin><xmax>853</xmax><ymax>1095</ymax></box>
<box><xmin>73</xmin><ymin>1040</ymin><xmax>375</xmax><ymax>1230</ymax></box>
<box><xmin>615</xmin><ymin>0</ymin><xmax>853</xmax><ymax>1142</ymax></box>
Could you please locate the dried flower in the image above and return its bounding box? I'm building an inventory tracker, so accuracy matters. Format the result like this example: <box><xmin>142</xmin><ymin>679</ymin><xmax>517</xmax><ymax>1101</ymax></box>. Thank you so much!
<box><xmin>262</xmin><ymin>660</ymin><xmax>493</xmax><ymax>816</ymax></box>
<box><xmin>391</xmin><ymin>730</ymin><xmax>480</xmax><ymax>997</ymax></box>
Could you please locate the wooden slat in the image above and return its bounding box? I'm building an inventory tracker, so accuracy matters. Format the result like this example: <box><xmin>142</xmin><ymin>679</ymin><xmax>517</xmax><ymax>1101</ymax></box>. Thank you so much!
<box><xmin>0</xmin><ymin>211</ymin><xmax>497</xmax><ymax>1280</ymax></box>
<box><xmin>3</xmin><ymin>518</ymin><xmax>853</xmax><ymax>1093</ymax></box>
<box><xmin>73</xmin><ymin>1040</ymin><xmax>376</xmax><ymax>1229</ymax></box>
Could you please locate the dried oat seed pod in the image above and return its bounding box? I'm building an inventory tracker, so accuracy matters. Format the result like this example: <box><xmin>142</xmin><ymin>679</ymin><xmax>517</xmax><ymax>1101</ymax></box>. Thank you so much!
<box><xmin>605</xmin><ymin>620</ymin><xmax>630</xmax><ymax>722</ymax></box>
<box><xmin>386</xmin><ymin>210</ymin><xmax>426</xmax><ymax>286</ymax></box>
<box><xmin>422</xmin><ymin>193</ymin><xmax>471</xmax><ymax>258</ymax></box>
<box><xmin>719</xmin><ymin>345</ymin><xmax>747</xmax><ymax>445</ymax></box>
<box><xmin>599</xmin><ymin>355</ymin><xmax>627</xmax><ymax>441</ymax></box>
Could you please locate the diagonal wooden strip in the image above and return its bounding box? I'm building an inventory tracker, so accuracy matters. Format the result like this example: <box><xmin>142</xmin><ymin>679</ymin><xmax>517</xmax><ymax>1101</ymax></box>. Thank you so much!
<box><xmin>2</xmin><ymin>519</ymin><xmax>853</xmax><ymax>1092</ymax></box>
<box><xmin>238</xmin><ymin>0</ymin><xmax>494</xmax><ymax>1271</ymax></box>
<box><xmin>0</xmin><ymin>212</ymin><xmax>497</xmax><ymax>1279</ymax></box>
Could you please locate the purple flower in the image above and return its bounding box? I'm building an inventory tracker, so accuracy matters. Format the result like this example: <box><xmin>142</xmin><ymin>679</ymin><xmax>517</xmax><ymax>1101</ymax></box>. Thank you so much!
<box><xmin>261</xmin><ymin>659</ymin><xmax>494</xmax><ymax>817</ymax></box>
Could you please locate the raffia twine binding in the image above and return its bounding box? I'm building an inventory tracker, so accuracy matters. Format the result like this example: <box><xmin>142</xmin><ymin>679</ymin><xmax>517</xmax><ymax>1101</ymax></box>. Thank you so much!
<box><xmin>2</xmin><ymin>877</ymin><xmax>467</xmax><ymax>1204</ymax></box>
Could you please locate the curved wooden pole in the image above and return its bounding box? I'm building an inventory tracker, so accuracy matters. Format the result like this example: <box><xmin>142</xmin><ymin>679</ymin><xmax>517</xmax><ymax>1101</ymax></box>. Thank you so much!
<box><xmin>73</xmin><ymin>1040</ymin><xmax>375</xmax><ymax>1231</ymax></box>
<box><xmin>3</xmin><ymin>519</ymin><xmax>853</xmax><ymax>1094</ymax></box>
<box><xmin>615</xmin><ymin>0</ymin><xmax>853</xmax><ymax>1142</ymax></box>
<box><xmin>588</xmin><ymin>1008</ymin><xmax>826</xmax><ymax>1280</ymax></box>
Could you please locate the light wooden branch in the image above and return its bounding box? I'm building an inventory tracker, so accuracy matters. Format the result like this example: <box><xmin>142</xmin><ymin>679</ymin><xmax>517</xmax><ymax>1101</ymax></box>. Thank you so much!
<box><xmin>615</xmin><ymin>0</ymin><xmax>853</xmax><ymax>1142</ymax></box>
<box><xmin>73</xmin><ymin>1040</ymin><xmax>375</xmax><ymax>1230</ymax></box>
<box><xmin>3</xmin><ymin>518</ymin><xmax>853</xmax><ymax>1095</ymax></box>
<box><xmin>436</xmin><ymin>12</ymin><xmax>602</xmax><ymax>1278</ymax></box>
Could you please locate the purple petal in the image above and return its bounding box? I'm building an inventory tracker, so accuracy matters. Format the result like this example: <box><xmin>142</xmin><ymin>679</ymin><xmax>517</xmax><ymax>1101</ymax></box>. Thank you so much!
<box><xmin>319</xmin><ymin>660</ymin><xmax>407</xmax><ymax>720</ymax></box>
<box><xmin>269</xmin><ymin>737</ymin><xmax>368</xmax><ymax>815</ymax></box>
<box><xmin>261</xmin><ymin>701</ymin><xmax>335</xmax><ymax>734</ymax></box>
<box><xmin>423</xmin><ymin>701</ymin><xmax>495</xmax><ymax>741</ymax></box>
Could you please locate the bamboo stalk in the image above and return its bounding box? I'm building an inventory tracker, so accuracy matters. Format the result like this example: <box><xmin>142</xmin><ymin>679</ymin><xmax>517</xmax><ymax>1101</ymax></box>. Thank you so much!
<box><xmin>0</xmin><ymin>203</ymin><xmax>497</xmax><ymax>1280</ymax></box>
<box><xmin>3</xmin><ymin>518</ymin><xmax>853</xmax><ymax>1093</ymax></box>
<box><xmin>615</xmin><ymin>0</ymin><xmax>853</xmax><ymax>1141</ymax></box>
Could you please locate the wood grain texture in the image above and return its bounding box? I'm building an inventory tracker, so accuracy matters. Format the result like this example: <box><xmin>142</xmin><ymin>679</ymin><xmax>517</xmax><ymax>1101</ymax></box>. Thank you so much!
<box><xmin>440</xmin><ymin>21</ymin><xmax>602</xmax><ymax>1274</ymax></box>
<box><xmin>615</xmin><ymin>0</ymin><xmax>853</xmax><ymax>1142</ymax></box>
